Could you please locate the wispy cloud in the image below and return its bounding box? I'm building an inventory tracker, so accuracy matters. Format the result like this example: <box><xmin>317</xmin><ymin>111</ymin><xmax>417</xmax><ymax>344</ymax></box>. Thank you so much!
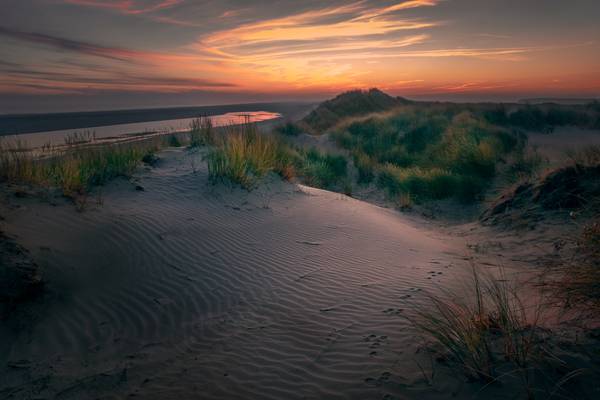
<box><xmin>2</xmin><ymin>0</ymin><xmax>597</xmax><ymax>98</ymax></box>
<box><xmin>195</xmin><ymin>1</ymin><xmax>444</xmax><ymax>88</ymax></box>
<box><xmin>0</xmin><ymin>26</ymin><xmax>152</xmax><ymax>62</ymax></box>
<box><xmin>203</xmin><ymin>1</ymin><xmax>440</xmax><ymax>47</ymax></box>
<box><xmin>62</xmin><ymin>0</ymin><xmax>183</xmax><ymax>15</ymax></box>
<box><xmin>0</xmin><ymin>26</ymin><xmax>235</xmax><ymax>93</ymax></box>
<box><xmin>59</xmin><ymin>0</ymin><xmax>192</xmax><ymax>26</ymax></box>
<box><xmin>0</xmin><ymin>26</ymin><xmax>219</xmax><ymax>64</ymax></box>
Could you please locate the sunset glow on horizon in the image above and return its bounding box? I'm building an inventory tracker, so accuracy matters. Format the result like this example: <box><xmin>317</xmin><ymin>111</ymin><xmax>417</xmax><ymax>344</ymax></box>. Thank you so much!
<box><xmin>1</xmin><ymin>0</ymin><xmax>599</xmax><ymax>112</ymax></box>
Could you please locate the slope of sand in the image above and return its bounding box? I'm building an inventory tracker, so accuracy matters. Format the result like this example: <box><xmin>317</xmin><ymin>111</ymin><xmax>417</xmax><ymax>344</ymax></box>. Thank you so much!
<box><xmin>1</xmin><ymin>148</ymin><xmax>484</xmax><ymax>399</ymax></box>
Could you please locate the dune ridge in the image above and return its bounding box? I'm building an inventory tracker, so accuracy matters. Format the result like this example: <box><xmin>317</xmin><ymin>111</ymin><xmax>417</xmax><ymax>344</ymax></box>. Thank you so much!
<box><xmin>0</xmin><ymin>148</ymin><xmax>473</xmax><ymax>400</ymax></box>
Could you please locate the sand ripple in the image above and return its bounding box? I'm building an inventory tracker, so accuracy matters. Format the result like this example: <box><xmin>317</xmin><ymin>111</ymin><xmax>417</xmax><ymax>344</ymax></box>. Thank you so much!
<box><xmin>1</xmin><ymin>148</ymin><xmax>469</xmax><ymax>400</ymax></box>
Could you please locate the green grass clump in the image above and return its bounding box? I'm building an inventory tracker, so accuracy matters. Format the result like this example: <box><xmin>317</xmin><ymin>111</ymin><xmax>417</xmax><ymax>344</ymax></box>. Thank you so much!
<box><xmin>0</xmin><ymin>139</ymin><xmax>158</xmax><ymax>200</ymax></box>
<box><xmin>167</xmin><ymin>134</ymin><xmax>182</xmax><ymax>147</ymax></box>
<box><xmin>276</xmin><ymin>121</ymin><xmax>303</xmax><ymax>136</ymax></box>
<box><xmin>206</xmin><ymin>124</ymin><xmax>294</xmax><ymax>189</ymax></box>
<box><xmin>353</xmin><ymin>151</ymin><xmax>376</xmax><ymax>184</ymax></box>
<box><xmin>411</xmin><ymin>266</ymin><xmax>584</xmax><ymax>398</ymax></box>
<box><xmin>205</xmin><ymin>123</ymin><xmax>350</xmax><ymax>191</ymax></box>
<box><xmin>377</xmin><ymin>164</ymin><xmax>458</xmax><ymax>201</ymax></box>
<box><xmin>482</xmin><ymin>104</ymin><xmax>595</xmax><ymax>131</ymax></box>
<box><xmin>302</xmin><ymin>88</ymin><xmax>406</xmax><ymax>132</ymax></box>
<box><xmin>189</xmin><ymin>116</ymin><xmax>215</xmax><ymax>147</ymax></box>
<box><xmin>299</xmin><ymin>148</ymin><xmax>348</xmax><ymax>189</ymax></box>
<box><xmin>332</xmin><ymin>109</ymin><xmax>524</xmax><ymax>203</ymax></box>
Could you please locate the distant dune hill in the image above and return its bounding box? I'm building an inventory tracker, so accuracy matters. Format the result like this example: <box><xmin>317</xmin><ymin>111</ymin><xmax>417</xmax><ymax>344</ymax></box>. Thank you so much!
<box><xmin>302</xmin><ymin>88</ymin><xmax>409</xmax><ymax>132</ymax></box>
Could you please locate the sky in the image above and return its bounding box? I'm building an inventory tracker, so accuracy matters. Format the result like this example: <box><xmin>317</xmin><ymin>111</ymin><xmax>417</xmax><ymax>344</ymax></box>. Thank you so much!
<box><xmin>0</xmin><ymin>0</ymin><xmax>599</xmax><ymax>113</ymax></box>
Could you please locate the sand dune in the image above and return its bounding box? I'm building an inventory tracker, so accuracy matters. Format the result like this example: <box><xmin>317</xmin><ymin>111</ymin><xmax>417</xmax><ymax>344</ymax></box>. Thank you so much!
<box><xmin>0</xmin><ymin>148</ymin><xmax>479</xmax><ymax>399</ymax></box>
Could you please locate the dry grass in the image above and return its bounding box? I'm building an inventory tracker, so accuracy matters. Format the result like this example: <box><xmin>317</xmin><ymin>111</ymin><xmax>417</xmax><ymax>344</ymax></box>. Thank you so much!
<box><xmin>0</xmin><ymin>138</ymin><xmax>159</xmax><ymax>204</ymax></box>
<box><xmin>206</xmin><ymin>123</ymin><xmax>294</xmax><ymax>189</ymax></box>
<box><xmin>189</xmin><ymin>116</ymin><xmax>215</xmax><ymax>147</ymax></box>
<box><xmin>413</xmin><ymin>267</ymin><xmax>540</xmax><ymax>381</ymax></box>
<box><xmin>410</xmin><ymin>266</ymin><xmax>588</xmax><ymax>398</ymax></box>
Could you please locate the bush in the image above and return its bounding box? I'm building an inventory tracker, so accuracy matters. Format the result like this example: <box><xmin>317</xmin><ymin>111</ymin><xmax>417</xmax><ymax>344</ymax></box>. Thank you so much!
<box><xmin>455</xmin><ymin>175</ymin><xmax>487</xmax><ymax>203</ymax></box>
<box><xmin>410</xmin><ymin>266</ymin><xmax>566</xmax><ymax>396</ymax></box>
<box><xmin>189</xmin><ymin>116</ymin><xmax>215</xmax><ymax>147</ymax></box>
<box><xmin>305</xmin><ymin>96</ymin><xmax>590</xmax><ymax>204</ymax></box>
<box><xmin>399</xmin><ymin>115</ymin><xmax>447</xmax><ymax>153</ymax></box>
<box><xmin>206</xmin><ymin>124</ymin><xmax>293</xmax><ymax>189</ymax></box>
<box><xmin>167</xmin><ymin>134</ymin><xmax>182</xmax><ymax>147</ymax></box>
<box><xmin>301</xmin><ymin>149</ymin><xmax>348</xmax><ymax>189</ymax></box>
<box><xmin>353</xmin><ymin>151</ymin><xmax>376</xmax><ymax>184</ymax></box>
<box><xmin>302</xmin><ymin>159</ymin><xmax>338</xmax><ymax>188</ymax></box>
<box><xmin>0</xmin><ymin>139</ymin><xmax>158</xmax><ymax>200</ymax></box>
<box><xmin>508</xmin><ymin>107</ymin><xmax>548</xmax><ymax>131</ymax></box>
<box><xmin>276</xmin><ymin>121</ymin><xmax>303</xmax><ymax>136</ymax></box>
<box><xmin>377</xmin><ymin>164</ymin><xmax>458</xmax><ymax>201</ymax></box>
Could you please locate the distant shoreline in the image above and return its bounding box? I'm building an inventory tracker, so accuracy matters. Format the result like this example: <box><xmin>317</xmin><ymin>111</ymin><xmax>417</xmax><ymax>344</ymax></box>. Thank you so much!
<box><xmin>0</xmin><ymin>102</ymin><xmax>315</xmax><ymax>136</ymax></box>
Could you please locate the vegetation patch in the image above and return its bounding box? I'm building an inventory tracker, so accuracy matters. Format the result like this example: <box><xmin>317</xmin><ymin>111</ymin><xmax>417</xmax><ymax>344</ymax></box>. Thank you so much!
<box><xmin>332</xmin><ymin>108</ymin><xmax>526</xmax><ymax>203</ymax></box>
<box><xmin>482</xmin><ymin>103</ymin><xmax>599</xmax><ymax>132</ymax></box>
<box><xmin>206</xmin><ymin>123</ymin><xmax>294</xmax><ymax>189</ymax></box>
<box><xmin>302</xmin><ymin>88</ymin><xmax>409</xmax><ymax>133</ymax></box>
<box><xmin>298</xmin><ymin>148</ymin><xmax>348</xmax><ymax>190</ymax></box>
<box><xmin>189</xmin><ymin>116</ymin><xmax>215</xmax><ymax>147</ymax></box>
<box><xmin>483</xmin><ymin>149</ymin><xmax>600</xmax><ymax>222</ymax></box>
<box><xmin>275</xmin><ymin>121</ymin><xmax>303</xmax><ymax>136</ymax></box>
<box><xmin>411</xmin><ymin>266</ymin><xmax>592</xmax><ymax>398</ymax></box>
<box><xmin>0</xmin><ymin>139</ymin><xmax>160</xmax><ymax>206</ymax></box>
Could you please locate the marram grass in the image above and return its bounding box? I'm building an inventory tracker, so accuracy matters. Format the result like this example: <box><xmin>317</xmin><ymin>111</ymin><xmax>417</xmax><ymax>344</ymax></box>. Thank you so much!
<box><xmin>0</xmin><ymin>139</ymin><xmax>159</xmax><ymax>199</ymax></box>
<box><xmin>206</xmin><ymin>123</ymin><xmax>294</xmax><ymax>189</ymax></box>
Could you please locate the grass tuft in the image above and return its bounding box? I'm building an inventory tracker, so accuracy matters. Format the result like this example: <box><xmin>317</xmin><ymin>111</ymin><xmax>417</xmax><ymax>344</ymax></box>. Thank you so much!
<box><xmin>299</xmin><ymin>148</ymin><xmax>348</xmax><ymax>190</ymax></box>
<box><xmin>276</xmin><ymin>121</ymin><xmax>303</xmax><ymax>136</ymax></box>
<box><xmin>410</xmin><ymin>266</ymin><xmax>583</xmax><ymax>398</ymax></box>
<box><xmin>189</xmin><ymin>116</ymin><xmax>215</xmax><ymax>147</ymax></box>
<box><xmin>332</xmin><ymin>108</ymin><xmax>525</xmax><ymax>203</ymax></box>
<box><xmin>0</xmin><ymin>139</ymin><xmax>159</xmax><ymax>203</ymax></box>
<box><xmin>206</xmin><ymin>123</ymin><xmax>293</xmax><ymax>189</ymax></box>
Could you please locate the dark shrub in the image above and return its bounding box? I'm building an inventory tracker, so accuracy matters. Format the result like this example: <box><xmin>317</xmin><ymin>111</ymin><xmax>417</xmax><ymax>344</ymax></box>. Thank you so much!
<box><xmin>276</xmin><ymin>121</ymin><xmax>303</xmax><ymax>136</ymax></box>
<box><xmin>508</xmin><ymin>107</ymin><xmax>547</xmax><ymax>131</ymax></box>
<box><xmin>301</xmin><ymin>149</ymin><xmax>348</xmax><ymax>189</ymax></box>
<box><xmin>353</xmin><ymin>152</ymin><xmax>376</xmax><ymax>184</ymax></box>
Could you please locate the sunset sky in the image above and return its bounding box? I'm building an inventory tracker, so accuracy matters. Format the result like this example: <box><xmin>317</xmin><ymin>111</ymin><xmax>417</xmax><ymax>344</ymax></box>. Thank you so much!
<box><xmin>1</xmin><ymin>0</ymin><xmax>599</xmax><ymax>113</ymax></box>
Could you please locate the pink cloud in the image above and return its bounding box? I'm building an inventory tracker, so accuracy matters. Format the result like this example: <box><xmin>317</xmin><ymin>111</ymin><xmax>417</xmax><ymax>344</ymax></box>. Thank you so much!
<box><xmin>63</xmin><ymin>0</ymin><xmax>183</xmax><ymax>15</ymax></box>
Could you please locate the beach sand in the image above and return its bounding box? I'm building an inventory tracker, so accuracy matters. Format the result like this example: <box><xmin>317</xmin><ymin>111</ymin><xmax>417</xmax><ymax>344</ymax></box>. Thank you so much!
<box><xmin>0</xmin><ymin>147</ymin><xmax>484</xmax><ymax>400</ymax></box>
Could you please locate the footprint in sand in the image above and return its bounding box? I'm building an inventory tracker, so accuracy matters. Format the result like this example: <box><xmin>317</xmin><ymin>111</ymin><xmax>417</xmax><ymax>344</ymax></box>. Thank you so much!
<box><xmin>364</xmin><ymin>371</ymin><xmax>391</xmax><ymax>387</ymax></box>
<box><xmin>383</xmin><ymin>308</ymin><xmax>403</xmax><ymax>316</ymax></box>
<box><xmin>363</xmin><ymin>334</ymin><xmax>389</xmax><ymax>351</ymax></box>
<box><xmin>426</xmin><ymin>270</ymin><xmax>443</xmax><ymax>279</ymax></box>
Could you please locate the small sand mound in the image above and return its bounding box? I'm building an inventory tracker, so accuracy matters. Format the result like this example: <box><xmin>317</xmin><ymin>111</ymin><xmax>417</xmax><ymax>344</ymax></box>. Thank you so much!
<box><xmin>302</xmin><ymin>89</ymin><xmax>408</xmax><ymax>132</ymax></box>
<box><xmin>482</xmin><ymin>163</ymin><xmax>600</xmax><ymax>224</ymax></box>
<box><xmin>0</xmin><ymin>232</ymin><xmax>42</xmax><ymax>313</ymax></box>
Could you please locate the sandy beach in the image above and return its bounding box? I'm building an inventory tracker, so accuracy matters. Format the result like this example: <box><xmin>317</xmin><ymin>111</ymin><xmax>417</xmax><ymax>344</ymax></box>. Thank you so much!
<box><xmin>0</xmin><ymin>147</ymin><xmax>485</xmax><ymax>400</ymax></box>
<box><xmin>2</xmin><ymin>0</ymin><xmax>599</xmax><ymax>397</ymax></box>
